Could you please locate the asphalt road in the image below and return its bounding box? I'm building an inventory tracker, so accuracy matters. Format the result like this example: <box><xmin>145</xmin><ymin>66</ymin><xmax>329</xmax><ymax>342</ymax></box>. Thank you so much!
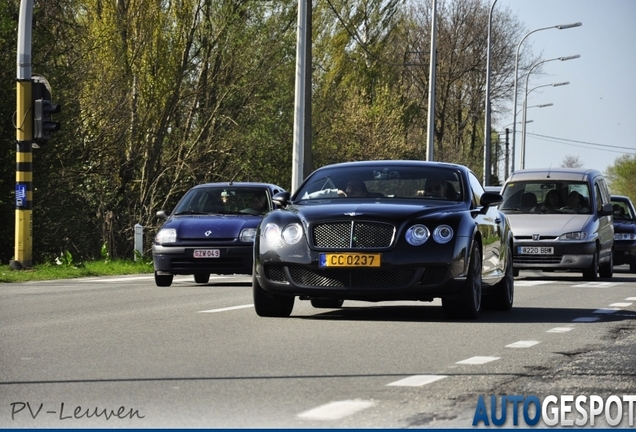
<box><xmin>1</xmin><ymin>268</ymin><xmax>636</xmax><ymax>428</ymax></box>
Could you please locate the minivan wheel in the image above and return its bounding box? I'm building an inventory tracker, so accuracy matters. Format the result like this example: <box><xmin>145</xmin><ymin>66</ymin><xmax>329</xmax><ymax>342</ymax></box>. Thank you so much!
<box><xmin>599</xmin><ymin>251</ymin><xmax>613</xmax><ymax>279</ymax></box>
<box><xmin>485</xmin><ymin>244</ymin><xmax>514</xmax><ymax>311</ymax></box>
<box><xmin>583</xmin><ymin>247</ymin><xmax>599</xmax><ymax>281</ymax></box>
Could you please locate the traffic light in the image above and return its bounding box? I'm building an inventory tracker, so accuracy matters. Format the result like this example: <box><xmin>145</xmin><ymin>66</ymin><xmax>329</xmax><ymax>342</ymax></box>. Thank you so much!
<box><xmin>32</xmin><ymin>77</ymin><xmax>61</xmax><ymax>145</ymax></box>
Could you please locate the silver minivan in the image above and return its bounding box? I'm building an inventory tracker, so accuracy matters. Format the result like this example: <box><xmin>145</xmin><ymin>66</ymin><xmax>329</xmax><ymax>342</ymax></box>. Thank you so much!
<box><xmin>500</xmin><ymin>168</ymin><xmax>614</xmax><ymax>280</ymax></box>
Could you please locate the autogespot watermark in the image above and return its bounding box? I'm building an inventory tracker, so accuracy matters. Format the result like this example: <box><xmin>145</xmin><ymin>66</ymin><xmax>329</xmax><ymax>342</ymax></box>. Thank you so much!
<box><xmin>472</xmin><ymin>395</ymin><xmax>636</xmax><ymax>427</ymax></box>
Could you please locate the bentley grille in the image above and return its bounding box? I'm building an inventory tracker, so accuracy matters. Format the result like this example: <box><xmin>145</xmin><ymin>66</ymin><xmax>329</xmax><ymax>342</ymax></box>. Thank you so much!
<box><xmin>312</xmin><ymin>221</ymin><xmax>395</xmax><ymax>249</ymax></box>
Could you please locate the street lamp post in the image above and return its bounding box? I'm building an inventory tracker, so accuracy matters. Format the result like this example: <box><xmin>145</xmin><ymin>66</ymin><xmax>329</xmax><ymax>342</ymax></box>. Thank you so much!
<box><xmin>520</xmin><ymin>56</ymin><xmax>579</xmax><ymax>169</ymax></box>
<box><xmin>510</xmin><ymin>22</ymin><xmax>581</xmax><ymax>173</ymax></box>
<box><xmin>483</xmin><ymin>0</ymin><xmax>498</xmax><ymax>186</ymax></box>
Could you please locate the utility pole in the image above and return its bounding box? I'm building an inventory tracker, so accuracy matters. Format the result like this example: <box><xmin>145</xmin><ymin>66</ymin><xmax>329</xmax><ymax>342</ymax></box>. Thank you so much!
<box><xmin>12</xmin><ymin>0</ymin><xmax>61</xmax><ymax>270</ymax></box>
<box><xmin>11</xmin><ymin>0</ymin><xmax>34</xmax><ymax>270</ymax></box>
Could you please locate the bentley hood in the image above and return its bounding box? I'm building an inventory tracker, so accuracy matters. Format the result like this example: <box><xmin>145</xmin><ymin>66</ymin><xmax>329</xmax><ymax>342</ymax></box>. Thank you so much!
<box><xmin>289</xmin><ymin>201</ymin><xmax>465</xmax><ymax>224</ymax></box>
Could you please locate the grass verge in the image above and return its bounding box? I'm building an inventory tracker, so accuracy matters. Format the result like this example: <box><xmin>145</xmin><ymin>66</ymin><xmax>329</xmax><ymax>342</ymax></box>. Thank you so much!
<box><xmin>0</xmin><ymin>259</ymin><xmax>154</xmax><ymax>283</ymax></box>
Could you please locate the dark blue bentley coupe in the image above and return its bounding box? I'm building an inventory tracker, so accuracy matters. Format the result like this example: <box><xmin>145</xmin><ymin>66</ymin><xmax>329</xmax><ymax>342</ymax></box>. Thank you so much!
<box><xmin>253</xmin><ymin>160</ymin><xmax>514</xmax><ymax>319</ymax></box>
<box><xmin>152</xmin><ymin>182</ymin><xmax>286</xmax><ymax>287</ymax></box>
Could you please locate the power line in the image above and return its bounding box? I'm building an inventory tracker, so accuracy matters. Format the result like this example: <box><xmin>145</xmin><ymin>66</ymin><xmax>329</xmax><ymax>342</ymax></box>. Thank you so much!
<box><xmin>527</xmin><ymin>132</ymin><xmax>636</xmax><ymax>154</ymax></box>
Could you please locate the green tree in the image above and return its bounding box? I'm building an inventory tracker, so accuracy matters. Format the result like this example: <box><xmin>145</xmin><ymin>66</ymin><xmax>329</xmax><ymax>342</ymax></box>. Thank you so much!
<box><xmin>606</xmin><ymin>154</ymin><xmax>636</xmax><ymax>201</ymax></box>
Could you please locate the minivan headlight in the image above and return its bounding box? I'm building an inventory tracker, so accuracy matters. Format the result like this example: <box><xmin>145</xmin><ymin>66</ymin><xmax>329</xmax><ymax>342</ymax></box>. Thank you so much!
<box><xmin>559</xmin><ymin>232</ymin><xmax>588</xmax><ymax>241</ymax></box>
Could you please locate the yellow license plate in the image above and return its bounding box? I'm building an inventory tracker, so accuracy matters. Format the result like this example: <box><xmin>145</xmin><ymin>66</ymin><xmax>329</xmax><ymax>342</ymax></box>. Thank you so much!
<box><xmin>319</xmin><ymin>253</ymin><xmax>381</xmax><ymax>268</ymax></box>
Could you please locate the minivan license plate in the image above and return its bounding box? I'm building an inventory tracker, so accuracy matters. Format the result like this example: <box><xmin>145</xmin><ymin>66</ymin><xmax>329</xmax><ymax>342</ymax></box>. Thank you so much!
<box><xmin>518</xmin><ymin>246</ymin><xmax>554</xmax><ymax>255</ymax></box>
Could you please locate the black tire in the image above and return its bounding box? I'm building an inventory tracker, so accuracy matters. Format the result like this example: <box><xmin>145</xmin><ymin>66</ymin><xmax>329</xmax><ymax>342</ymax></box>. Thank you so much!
<box><xmin>599</xmin><ymin>250</ymin><xmax>613</xmax><ymax>279</ymax></box>
<box><xmin>442</xmin><ymin>243</ymin><xmax>482</xmax><ymax>320</ymax></box>
<box><xmin>310</xmin><ymin>299</ymin><xmax>344</xmax><ymax>309</ymax></box>
<box><xmin>513</xmin><ymin>268</ymin><xmax>520</xmax><ymax>277</ymax></box>
<box><xmin>155</xmin><ymin>271</ymin><xmax>173</xmax><ymax>287</ymax></box>
<box><xmin>486</xmin><ymin>244</ymin><xmax>514</xmax><ymax>311</ymax></box>
<box><xmin>253</xmin><ymin>276</ymin><xmax>294</xmax><ymax>317</ymax></box>
<box><xmin>194</xmin><ymin>273</ymin><xmax>210</xmax><ymax>284</ymax></box>
<box><xmin>583</xmin><ymin>247</ymin><xmax>599</xmax><ymax>281</ymax></box>
<box><xmin>630</xmin><ymin>262</ymin><xmax>636</xmax><ymax>273</ymax></box>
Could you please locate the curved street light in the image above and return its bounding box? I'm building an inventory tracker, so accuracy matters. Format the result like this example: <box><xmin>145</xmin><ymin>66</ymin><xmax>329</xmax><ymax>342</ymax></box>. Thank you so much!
<box><xmin>520</xmin><ymin>56</ymin><xmax>579</xmax><ymax>169</ymax></box>
<box><xmin>483</xmin><ymin>0</ymin><xmax>498</xmax><ymax>185</ymax></box>
<box><xmin>510</xmin><ymin>22</ymin><xmax>582</xmax><ymax>173</ymax></box>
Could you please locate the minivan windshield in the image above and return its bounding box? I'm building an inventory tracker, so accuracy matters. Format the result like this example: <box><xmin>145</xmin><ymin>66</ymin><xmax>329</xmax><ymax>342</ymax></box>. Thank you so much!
<box><xmin>501</xmin><ymin>181</ymin><xmax>591</xmax><ymax>214</ymax></box>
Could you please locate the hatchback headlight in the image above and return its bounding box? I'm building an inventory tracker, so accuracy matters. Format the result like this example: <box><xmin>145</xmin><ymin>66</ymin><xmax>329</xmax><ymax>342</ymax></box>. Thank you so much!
<box><xmin>155</xmin><ymin>228</ymin><xmax>177</xmax><ymax>244</ymax></box>
<box><xmin>406</xmin><ymin>224</ymin><xmax>430</xmax><ymax>246</ymax></box>
<box><xmin>559</xmin><ymin>232</ymin><xmax>588</xmax><ymax>241</ymax></box>
<box><xmin>615</xmin><ymin>233</ymin><xmax>636</xmax><ymax>241</ymax></box>
<box><xmin>433</xmin><ymin>225</ymin><xmax>454</xmax><ymax>244</ymax></box>
<box><xmin>240</xmin><ymin>228</ymin><xmax>257</xmax><ymax>243</ymax></box>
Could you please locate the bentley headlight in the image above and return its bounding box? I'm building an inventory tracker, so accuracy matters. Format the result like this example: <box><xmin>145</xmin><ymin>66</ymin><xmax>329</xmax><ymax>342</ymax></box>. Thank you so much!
<box><xmin>433</xmin><ymin>225</ymin><xmax>454</xmax><ymax>244</ymax></box>
<box><xmin>240</xmin><ymin>228</ymin><xmax>257</xmax><ymax>243</ymax></box>
<box><xmin>263</xmin><ymin>223</ymin><xmax>281</xmax><ymax>244</ymax></box>
<box><xmin>155</xmin><ymin>228</ymin><xmax>177</xmax><ymax>244</ymax></box>
<box><xmin>282</xmin><ymin>223</ymin><xmax>303</xmax><ymax>244</ymax></box>
<box><xmin>405</xmin><ymin>224</ymin><xmax>430</xmax><ymax>246</ymax></box>
<box><xmin>559</xmin><ymin>232</ymin><xmax>588</xmax><ymax>241</ymax></box>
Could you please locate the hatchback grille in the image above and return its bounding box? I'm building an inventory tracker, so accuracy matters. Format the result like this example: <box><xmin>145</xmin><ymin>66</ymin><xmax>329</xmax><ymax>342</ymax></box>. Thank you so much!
<box><xmin>169</xmin><ymin>257</ymin><xmax>246</xmax><ymax>270</ymax></box>
<box><xmin>312</xmin><ymin>221</ymin><xmax>395</xmax><ymax>249</ymax></box>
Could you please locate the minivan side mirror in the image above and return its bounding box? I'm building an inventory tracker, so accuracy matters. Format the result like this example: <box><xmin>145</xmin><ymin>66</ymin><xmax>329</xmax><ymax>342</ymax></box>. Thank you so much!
<box><xmin>600</xmin><ymin>203</ymin><xmax>613</xmax><ymax>217</ymax></box>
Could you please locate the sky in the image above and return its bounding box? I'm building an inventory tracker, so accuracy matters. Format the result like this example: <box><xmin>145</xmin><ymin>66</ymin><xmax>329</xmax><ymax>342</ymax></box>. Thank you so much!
<box><xmin>492</xmin><ymin>0</ymin><xmax>636</xmax><ymax>180</ymax></box>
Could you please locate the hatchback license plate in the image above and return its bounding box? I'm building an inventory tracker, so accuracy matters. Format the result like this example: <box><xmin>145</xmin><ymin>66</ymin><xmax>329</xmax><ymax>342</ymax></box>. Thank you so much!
<box><xmin>518</xmin><ymin>246</ymin><xmax>554</xmax><ymax>255</ymax></box>
<box><xmin>319</xmin><ymin>253</ymin><xmax>381</xmax><ymax>267</ymax></box>
<box><xmin>193</xmin><ymin>249</ymin><xmax>220</xmax><ymax>258</ymax></box>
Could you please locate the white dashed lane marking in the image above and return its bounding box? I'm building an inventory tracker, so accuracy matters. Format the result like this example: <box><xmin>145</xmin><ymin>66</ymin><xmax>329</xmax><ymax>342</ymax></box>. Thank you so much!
<box><xmin>514</xmin><ymin>281</ymin><xmax>552</xmax><ymax>287</ymax></box>
<box><xmin>386</xmin><ymin>375</ymin><xmax>447</xmax><ymax>387</ymax></box>
<box><xmin>198</xmin><ymin>304</ymin><xmax>253</xmax><ymax>313</ymax></box>
<box><xmin>572</xmin><ymin>317</ymin><xmax>600</xmax><ymax>322</ymax></box>
<box><xmin>610</xmin><ymin>302</ymin><xmax>633</xmax><ymax>307</ymax></box>
<box><xmin>546</xmin><ymin>327</ymin><xmax>575</xmax><ymax>333</ymax></box>
<box><xmin>505</xmin><ymin>340</ymin><xmax>540</xmax><ymax>348</ymax></box>
<box><xmin>297</xmin><ymin>400</ymin><xmax>375</xmax><ymax>420</ymax></box>
<box><xmin>572</xmin><ymin>282</ymin><xmax>621</xmax><ymax>288</ymax></box>
<box><xmin>456</xmin><ymin>356</ymin><xmax>500</xmax><ymax>365</ymax></box>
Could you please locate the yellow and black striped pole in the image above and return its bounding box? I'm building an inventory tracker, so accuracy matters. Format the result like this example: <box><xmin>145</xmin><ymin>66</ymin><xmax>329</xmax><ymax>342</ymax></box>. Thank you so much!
<box><xmin>12</xmin><ymin>0</ymin><xmax>33</xmax><ymax>270</ymax></box>
<box><xmin>12</xmin><ymin>79</ymin><xmax>33</xmax><ymax>270</ymax></box>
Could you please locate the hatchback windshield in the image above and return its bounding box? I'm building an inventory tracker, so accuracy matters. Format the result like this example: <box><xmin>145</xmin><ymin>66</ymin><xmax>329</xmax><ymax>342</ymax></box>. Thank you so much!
<box><xmin>174</xmin><ymin>187</ymin><xmax>271</xmax><ymax>215</ymax></box>
<box><xmin>501</xmin><ymin>181</ymin><xmax>591</xmax><ymax>214</ymax></box>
